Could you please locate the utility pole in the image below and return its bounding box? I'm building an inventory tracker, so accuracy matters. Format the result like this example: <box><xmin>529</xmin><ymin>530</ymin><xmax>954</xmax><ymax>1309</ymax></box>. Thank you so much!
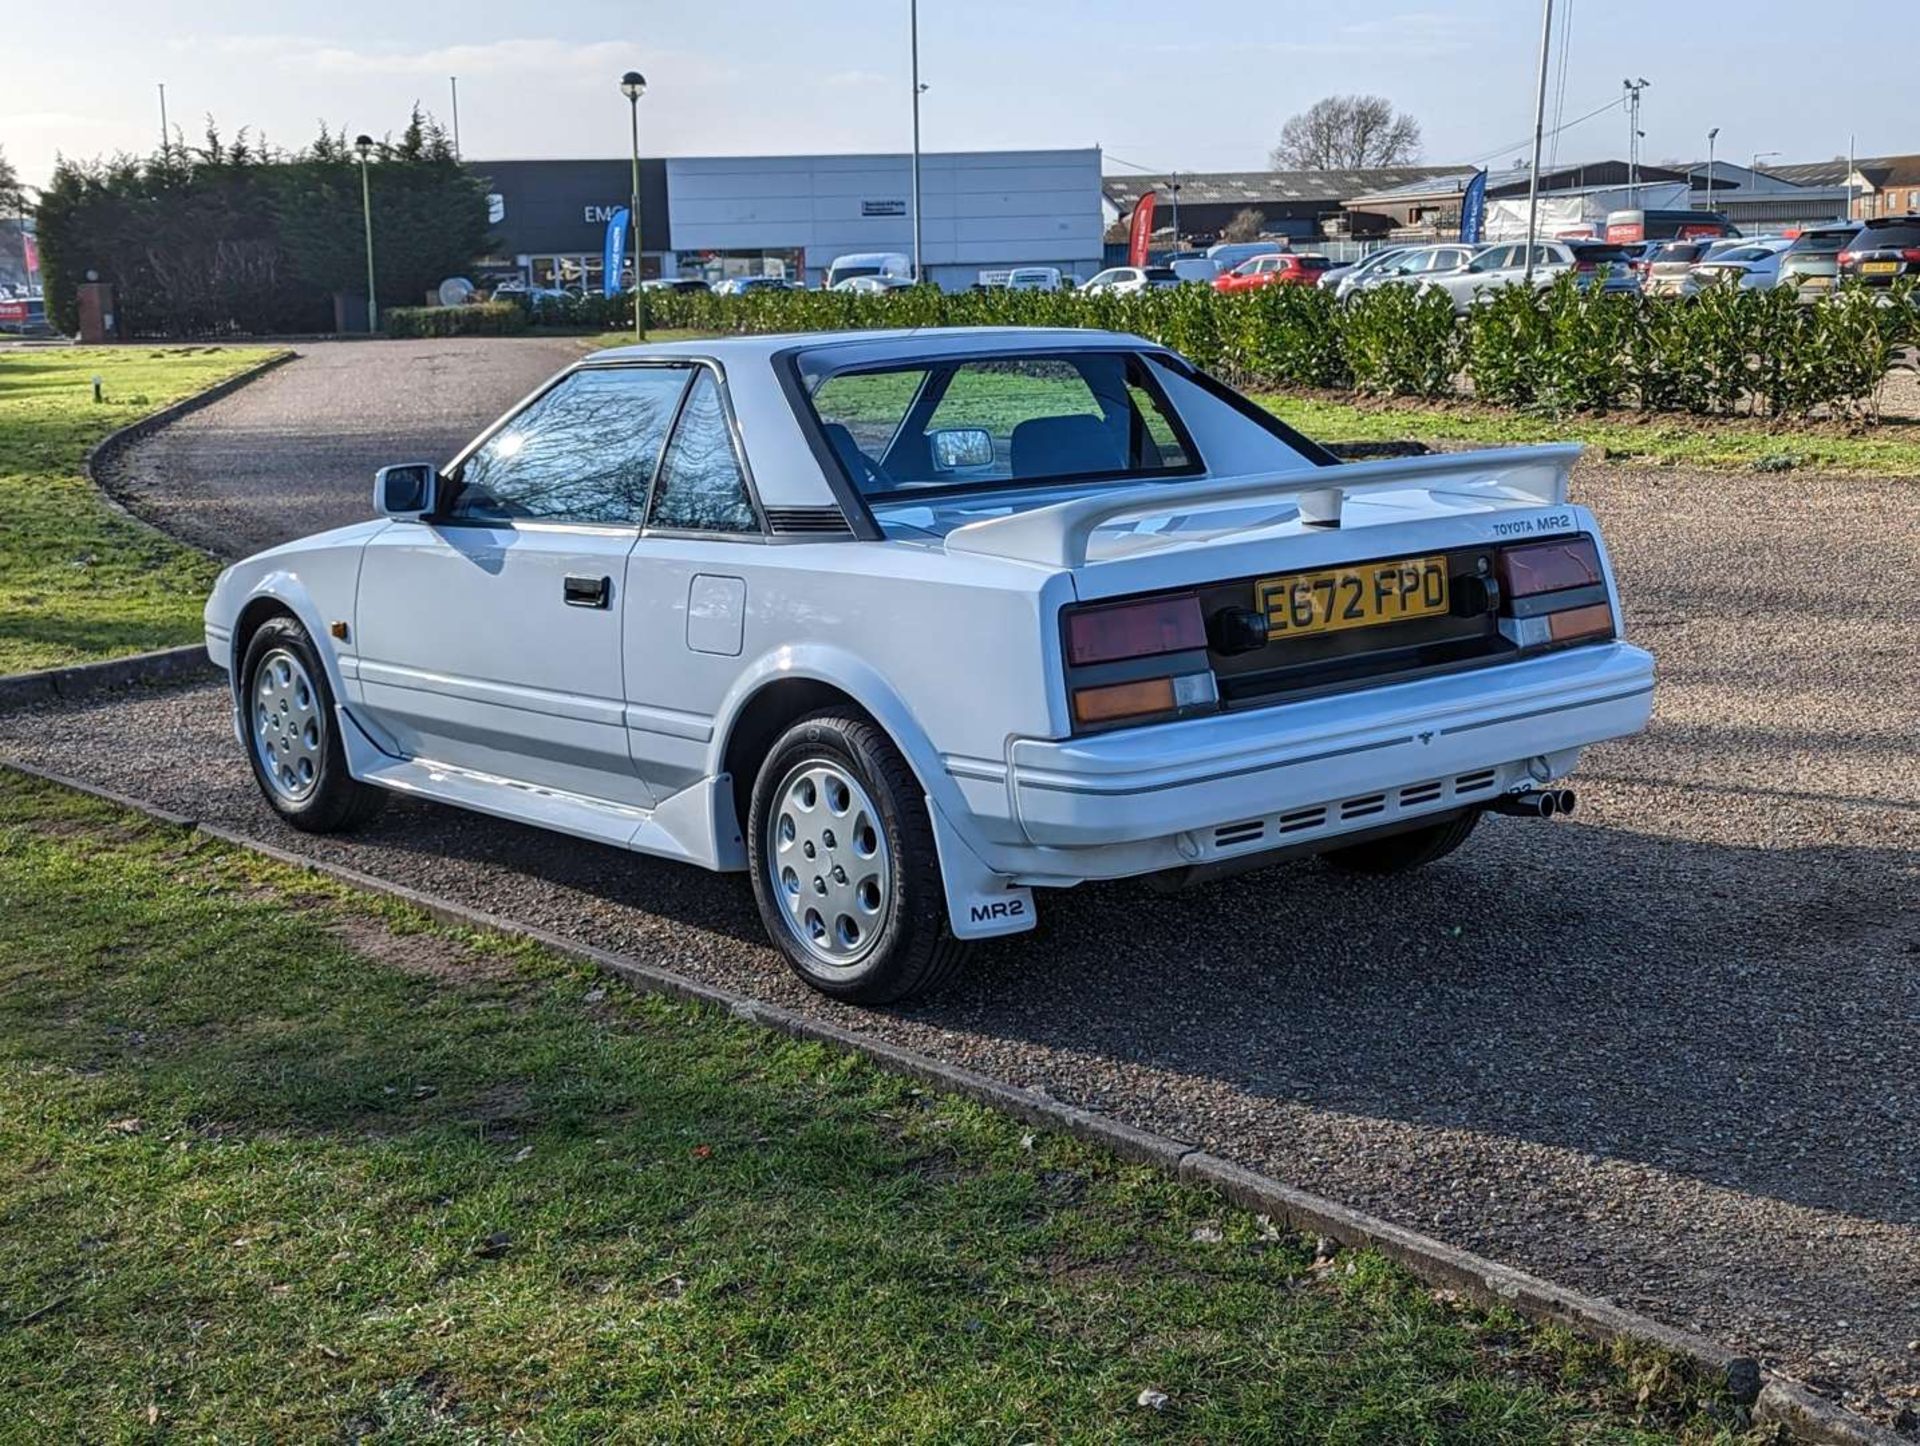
<box><xmin>1705</xmin><ymin>127</ymin><xmax>1719</xmax><ymax>215</ymax></box>
<box><xmin>909</xmin><ymin>0</ymin><xmax>925</xmax><ymax>284</ymax></box>
<box><xmin>157</xmin><ymin>82</ymin><xmax>169</xmax><ymax>158</ymax></box>
<box><xmin>1168</xmin><ymin>172</ymin><xmax>1181</xmax><ymax>251</ymax></box>
<box><xmin>1523</xmin><ymin>0</ymin><xmax>1554</xmax><ymax>283</ymax></box>
<box><xmin>449</xmin><ymin>77</ymin><xmax>461</xmax><ymax>158</ymax></box>
<box><xmin>1622</xmin><ymin>78</ymin><xmax>1650</xmax><ymax>203</ymax></box>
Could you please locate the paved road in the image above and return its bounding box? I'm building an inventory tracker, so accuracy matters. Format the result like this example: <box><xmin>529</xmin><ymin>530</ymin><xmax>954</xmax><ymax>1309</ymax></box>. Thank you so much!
<box><xmin>102</xmin><ymin>337</ymin><xmax>589</xmax><ymax>557</ymax></box>
<box><xmin>12</xmin><ymin>340</ymin><xmax>1920</xmax><ymax>1426</ymax></box>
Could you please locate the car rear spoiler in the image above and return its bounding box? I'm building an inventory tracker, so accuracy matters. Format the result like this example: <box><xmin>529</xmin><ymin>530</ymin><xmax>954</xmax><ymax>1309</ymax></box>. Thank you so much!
<box><xmin>944</xmin><ymin>444</ymin><xmax>1582</xmax><ymax>569</ymax></box>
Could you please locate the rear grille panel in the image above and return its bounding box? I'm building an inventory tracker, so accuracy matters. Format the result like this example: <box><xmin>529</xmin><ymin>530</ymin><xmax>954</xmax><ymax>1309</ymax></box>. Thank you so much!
<box><xmin>1203</xmin><ymin>764</ymin><xmax>1520</xmax><ymax>858</ymax></box>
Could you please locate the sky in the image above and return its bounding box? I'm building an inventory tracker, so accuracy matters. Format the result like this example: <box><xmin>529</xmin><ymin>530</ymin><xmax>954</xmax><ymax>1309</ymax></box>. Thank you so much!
<box><xmin>4</xmin><ymin>0</ymin><xmax>1911</xmax><ymax>190</ymax></box>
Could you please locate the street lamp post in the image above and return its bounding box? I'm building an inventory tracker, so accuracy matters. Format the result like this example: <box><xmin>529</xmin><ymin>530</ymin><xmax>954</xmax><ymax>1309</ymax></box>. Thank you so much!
<box><xmin>621</xmin><ymin>70</ymin><xmax>648</xmax><ymax>342</ymax></box>
<box><xmin>354</xmin><ymin>135</ymin><xmax>377</xmax><ymax>334</ymax></box>
<box><xmin>1705</xmin><ymin>127</ymin><xmax>1719</xmax><ymax>215</ymax></box>
<box><xmin>1523</xmin><ymin>0</ymin><xmax>1554</xmax><ymax>284</ymax></box>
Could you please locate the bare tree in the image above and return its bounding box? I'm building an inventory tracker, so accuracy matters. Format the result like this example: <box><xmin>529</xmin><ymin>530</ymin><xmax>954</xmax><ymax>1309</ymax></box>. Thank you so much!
<box><xmin>1270</xmin><ymin>96</ymin><xmax>1423</xmax><ymax>171</ymax></box>
<box><xmin>1220</xmin><ymin>208</ymin><xmax>1266</xmax><ymax>242</ymax></box>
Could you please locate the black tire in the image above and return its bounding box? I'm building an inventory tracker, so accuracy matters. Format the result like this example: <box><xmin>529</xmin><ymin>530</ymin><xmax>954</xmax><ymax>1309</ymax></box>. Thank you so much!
<box><xmin>1320</xmin><ymin>809</ymin><xmax>1479</xmax><ymax>876</ymax></box>
<box><xmin>746</xmin><ymin>709</ymin><xmax>967</xmax><ymax>1004</ymax></box>
<box><xmin>238</xmin><ymin>615</ymin><xmax>387</xmax><ymax>834</ymax></box>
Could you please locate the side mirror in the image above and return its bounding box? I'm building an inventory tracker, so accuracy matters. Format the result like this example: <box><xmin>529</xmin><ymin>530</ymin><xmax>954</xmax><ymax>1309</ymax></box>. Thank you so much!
<box><xmin>929</xmin><ymin>427</ymin><xmax>994</xmax><ymax>472</ymax></box>
<box><xmin>375</xmin><ymin>463</ymin><xmax>438</xmax><ymax>519</ymax></box>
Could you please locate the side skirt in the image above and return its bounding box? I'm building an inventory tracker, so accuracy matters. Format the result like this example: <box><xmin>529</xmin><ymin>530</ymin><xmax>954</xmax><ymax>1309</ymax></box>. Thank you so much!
<box><xmin>335</xmin><ymin>705</ymin><xmax>741</xmax><ymax>871</ymax></box>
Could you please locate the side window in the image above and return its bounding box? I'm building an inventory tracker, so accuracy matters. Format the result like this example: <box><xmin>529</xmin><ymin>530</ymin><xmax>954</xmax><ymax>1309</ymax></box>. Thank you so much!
<box><xmin>648</xmin><ymin>371</ymin><xmax>758</xmax><ymax>533</ymax></box>
<box><xmin>451</xmin><ymin>366</ymin><xmax>689</xmax><ymax>524</ymax></box>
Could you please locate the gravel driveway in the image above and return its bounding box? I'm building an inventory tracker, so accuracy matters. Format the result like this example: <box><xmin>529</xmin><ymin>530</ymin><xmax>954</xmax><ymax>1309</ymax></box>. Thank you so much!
<box><xmin>10</xmin><ymin>342</ymin><xmax>1920</xmax><ymax>1426</ymax></box>
<box><xmin>101</xmin><ymin>337</ymin><xmax>589</xmax><ymax>557</ymax></box>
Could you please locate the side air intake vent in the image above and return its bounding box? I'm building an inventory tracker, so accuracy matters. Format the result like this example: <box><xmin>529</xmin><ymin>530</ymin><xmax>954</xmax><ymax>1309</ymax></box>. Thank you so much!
<box><xmin>765</xmin><ymin>506</ymin><xmax>853</xmax><ymax>535</ymax></box>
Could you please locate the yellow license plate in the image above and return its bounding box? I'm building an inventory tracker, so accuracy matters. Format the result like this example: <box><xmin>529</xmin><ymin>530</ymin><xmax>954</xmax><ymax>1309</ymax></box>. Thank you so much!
<box><xmin>1257</xmin><ymin>556</ymin><xmax>1450</xmax><ymax>638</ymax></box>
<box><xmin>1863</xmin><ymin>260</ymin><xmax>1900</xmax><ymax>275</ymax></box>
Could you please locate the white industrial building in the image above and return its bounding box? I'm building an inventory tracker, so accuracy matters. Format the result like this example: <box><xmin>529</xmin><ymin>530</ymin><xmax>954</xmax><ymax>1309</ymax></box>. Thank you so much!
<box><xmin>473</xmin><ymin>149</ymin><xmax>1104</xmax><ymax>293</ymax></box>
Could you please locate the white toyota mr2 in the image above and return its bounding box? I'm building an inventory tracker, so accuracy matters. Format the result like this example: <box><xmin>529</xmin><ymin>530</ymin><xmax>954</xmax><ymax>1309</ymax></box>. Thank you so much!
<box><xmin>206</xmin><ymin>328</ymin><xmax>1654</xmax><ymax>1001</ymax></box>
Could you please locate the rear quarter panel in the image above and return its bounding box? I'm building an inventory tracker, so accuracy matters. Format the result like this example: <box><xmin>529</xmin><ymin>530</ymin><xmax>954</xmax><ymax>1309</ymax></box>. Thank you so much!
<box><xmin>621</xmin><ymin>538</ymin><xmax>1074</xmax><ymax>824</ymax></box>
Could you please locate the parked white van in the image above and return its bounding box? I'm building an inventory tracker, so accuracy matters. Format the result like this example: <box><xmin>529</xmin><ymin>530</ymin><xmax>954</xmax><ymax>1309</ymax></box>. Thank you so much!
<box><xmin>826</xmin><ymin>253</ymin><xmax>913</xmax><ymax>289</ymax></box>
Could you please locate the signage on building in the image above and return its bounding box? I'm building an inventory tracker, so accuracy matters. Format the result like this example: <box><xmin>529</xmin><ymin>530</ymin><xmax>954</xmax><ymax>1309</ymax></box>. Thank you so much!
<box><xmin>861</xmin><ymin>199</ymin><xmax>907</xmax><ymax>217</ymax></box>
<box><xmin>584</xmin><ymin>204</ymin><xmax>624</xmax><ymax>224</ymax></box>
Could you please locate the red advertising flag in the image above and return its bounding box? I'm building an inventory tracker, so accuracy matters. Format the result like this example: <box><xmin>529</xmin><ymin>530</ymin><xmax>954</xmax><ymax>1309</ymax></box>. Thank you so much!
<box><xmin>1127</xmin><ymin>192</ymin><xmax>1157</xmax><ymax>268</ymax></box>
<box><xmin>21</xmin><ymin>233</ymin><xmax>38</xmax><ymax>275</ymax></box>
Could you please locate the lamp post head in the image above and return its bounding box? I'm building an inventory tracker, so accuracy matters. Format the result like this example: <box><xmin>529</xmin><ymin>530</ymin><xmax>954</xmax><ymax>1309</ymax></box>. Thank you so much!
<box><xmin>353</xmin><ymin>134</ymin><xmax>374</xmax><ymax>161</ymax></box>
<box><xmin>1708</xmin><ymin>126</ymin><xmax>1720</xmax><ymax>142</ymax></box>
<box><xmin>620</xmin><ymin>71</ymin><xmax>647</xmax><ymax>101</ymax></box>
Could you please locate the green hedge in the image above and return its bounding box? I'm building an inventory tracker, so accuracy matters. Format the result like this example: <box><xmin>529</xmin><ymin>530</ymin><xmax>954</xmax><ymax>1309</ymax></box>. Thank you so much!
<box><xmin>385</xmin><ymin>302</ymin><xmax>529</xmax><ymax>338</ymax></box>
<box><xmin>551</xmin><ymin>279</ymin><xmax>1919</xmax><ymax>420</ymax></box>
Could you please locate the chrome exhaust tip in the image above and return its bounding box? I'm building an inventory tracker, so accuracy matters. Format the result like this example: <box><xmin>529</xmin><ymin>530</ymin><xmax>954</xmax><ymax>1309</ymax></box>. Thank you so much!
<box><xmin>1487</xmin><ymin>788</ymin><xmax>1573</xmax><ymax>820</ymax></box>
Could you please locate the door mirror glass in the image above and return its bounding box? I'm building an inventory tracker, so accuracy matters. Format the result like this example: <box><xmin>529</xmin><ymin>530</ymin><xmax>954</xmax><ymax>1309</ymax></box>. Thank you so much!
<box><xmin>374</xmin><ymin>463</ymin><xmax>437</xmax><ymax>518</ymax></box>
<box><xmin>929</xmin><ymin>427</ymin><xmax>994</xmax><ymax>472</ymax></box>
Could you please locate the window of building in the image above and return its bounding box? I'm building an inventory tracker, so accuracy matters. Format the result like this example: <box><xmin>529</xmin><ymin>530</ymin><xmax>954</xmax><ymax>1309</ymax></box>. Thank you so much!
<box><xmin>449</xmin><ymin>366</ymin><xmax>691</xmax><ymax>525</ymax></box>
<box><xmin>648</xmin><ymin>371</ymin><xmax>758</xmax><ymax>533</ymax></box>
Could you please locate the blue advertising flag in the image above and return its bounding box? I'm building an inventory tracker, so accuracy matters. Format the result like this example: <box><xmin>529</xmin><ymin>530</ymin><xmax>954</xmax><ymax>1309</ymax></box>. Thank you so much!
<box><xmin>604</xmin><ymin>206</ymin><xmax>630</xmax><ymax>296</ymax></box>
<box><xmin>1459</xmin><ymin>170</ymin><xmax>1488</xmax><ymax>245</ymax></box>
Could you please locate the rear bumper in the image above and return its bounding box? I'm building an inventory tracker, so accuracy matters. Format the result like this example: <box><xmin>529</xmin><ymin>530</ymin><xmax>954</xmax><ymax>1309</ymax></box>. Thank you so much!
<box><xmin>946</xmin><ymin>643</ymin><xmax>1652</xmax><ymax>872</ymax></box>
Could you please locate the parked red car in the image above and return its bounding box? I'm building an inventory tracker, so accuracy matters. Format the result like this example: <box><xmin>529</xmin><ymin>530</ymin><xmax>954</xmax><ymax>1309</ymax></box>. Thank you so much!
<box><xmin>1213</xmin><ymin>253</ymin><xmax>1334</xmax><ymax>293</ymax></box>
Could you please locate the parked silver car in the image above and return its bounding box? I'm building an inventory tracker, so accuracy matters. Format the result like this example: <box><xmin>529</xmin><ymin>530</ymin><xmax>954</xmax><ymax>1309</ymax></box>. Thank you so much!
<box><xmin>1688</xmin><ymin>238</ymin><xmax>1794</xmax><ymax>293</ymax></box>
<box><xmin>1421</xmin><ymin>241</ymin><xmax>1641</xmax><ymax>314</ymax></box>
<box><xmin>1339</xmin><ymin>244</ymin><xmax>1478</xmax><ymax>302</ymax></box>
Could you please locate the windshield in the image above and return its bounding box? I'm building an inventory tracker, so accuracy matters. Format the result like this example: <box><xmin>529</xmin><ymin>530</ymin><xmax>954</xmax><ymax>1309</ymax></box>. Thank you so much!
<box><xmin>801</xmin><ymin>351</ymin><xmax>1200</xmax><ymax>498</ymax></box>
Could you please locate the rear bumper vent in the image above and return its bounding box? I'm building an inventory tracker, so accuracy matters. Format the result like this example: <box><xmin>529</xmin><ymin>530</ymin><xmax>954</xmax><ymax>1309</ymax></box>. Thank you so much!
<box><xmin>765</xmin><ymin>506</ymin><xmax>853</xmax><ymax>536</ymax></box>
<box><xmin>1205</xmin><ymin>763</ymin><xmax>1523</xmax><ymax>859</ymax></box>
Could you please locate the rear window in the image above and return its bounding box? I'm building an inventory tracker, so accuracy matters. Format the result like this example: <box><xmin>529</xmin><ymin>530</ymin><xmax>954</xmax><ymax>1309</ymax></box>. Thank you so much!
<box><xmin>802</xmin><ymin>352</ymin><xmax>1199</xmax><ymax>498</ymax></box>
<box><xmin>1569</xmin><ymin>244</ymin><xmax>1631</xmax><ymax>263</ymax></box>
<box><xmin>1785</xmin><ymin>229</ymin><xmax>1857</xmax><ymax>255</ymax></box>
<box><xmin>1653</xmin><ymin>242</ymin><xmax>1705</xmax><ymax>263</ymax></box>
<box><xmin>1858</xmin><ymin>221</ymin><xmax>1920</xmax><ymax>249</ymax></box>
<box><xmin>1298</xmin><ymin>256</ymin><xmax>1333</xmax><ymax>270</ymax></box>
<box><xmin>1143</xmin><ymin>267</ymin><xmax>1179</xmax><ymax>281</ymax></box>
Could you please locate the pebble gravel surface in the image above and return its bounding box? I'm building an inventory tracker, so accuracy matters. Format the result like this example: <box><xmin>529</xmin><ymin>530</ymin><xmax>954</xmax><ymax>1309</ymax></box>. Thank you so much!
<box><xmin>9</xmin><ymin>341</ymin><xmax>1918</xmax><ymax>1427</ymax></box>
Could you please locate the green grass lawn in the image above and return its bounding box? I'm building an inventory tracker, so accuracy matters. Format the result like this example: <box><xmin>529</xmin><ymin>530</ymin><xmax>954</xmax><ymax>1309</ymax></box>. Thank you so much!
<box><xmin>0</xmin><ymin>346</ymin><xmax>276</xmax><ymax>676</ymax></box>
<box><xmin>0</xmin><ymin>771</ymin><xmax>1755</xmax><ymax>1443</ymax></box>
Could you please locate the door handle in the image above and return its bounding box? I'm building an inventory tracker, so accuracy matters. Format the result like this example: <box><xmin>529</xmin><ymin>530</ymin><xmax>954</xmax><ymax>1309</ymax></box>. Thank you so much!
<box><xmin>563</xmin><ymin>574</ymin><xmax>611</xmax><ymax>609</ymax></box>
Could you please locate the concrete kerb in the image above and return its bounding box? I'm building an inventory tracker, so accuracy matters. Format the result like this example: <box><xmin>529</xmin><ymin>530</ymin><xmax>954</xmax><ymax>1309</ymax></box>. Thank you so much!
<box><xmin>0</xmin><ymin>749</ymin><xmax>1907</xmax><ymax>1446</ymax></box>
<box><xmin>0</xmin><ymin>645</ymin><xmax>215</xmax><ymax>711</ymax></box>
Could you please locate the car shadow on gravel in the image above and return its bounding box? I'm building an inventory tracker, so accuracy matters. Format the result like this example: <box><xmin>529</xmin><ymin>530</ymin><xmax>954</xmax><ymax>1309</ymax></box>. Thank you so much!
<box><xmin>950</xmin><ymin>815</ymin><xmax>1919</xmax><ymax>1230</ymax></box>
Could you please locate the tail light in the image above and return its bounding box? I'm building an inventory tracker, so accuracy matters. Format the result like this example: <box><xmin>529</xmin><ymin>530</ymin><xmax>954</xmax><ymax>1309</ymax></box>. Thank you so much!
<box><xmin>1067</xmin><ymin>595</ymin><xmax>1206</xmax><ymax>665</ymax></box>
<box><xmin>1063</xmin><ymin>595</ymin><xmax>1218</xmax><ymax>729</ymax></box>
<box><xmin>1496</xmin><ymin>536</ymin><xmax>1615</xmax><ymax>647</ymax></box>
<box><xmin>1903</xmin><ymin>248</ymin><xmax>1920</xmax><ymax>263</ymax></box>
<box><xmin>1837</xmin><ymin>250</ymin><xmax>1856</xmax><ymax>265</ymax></box>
